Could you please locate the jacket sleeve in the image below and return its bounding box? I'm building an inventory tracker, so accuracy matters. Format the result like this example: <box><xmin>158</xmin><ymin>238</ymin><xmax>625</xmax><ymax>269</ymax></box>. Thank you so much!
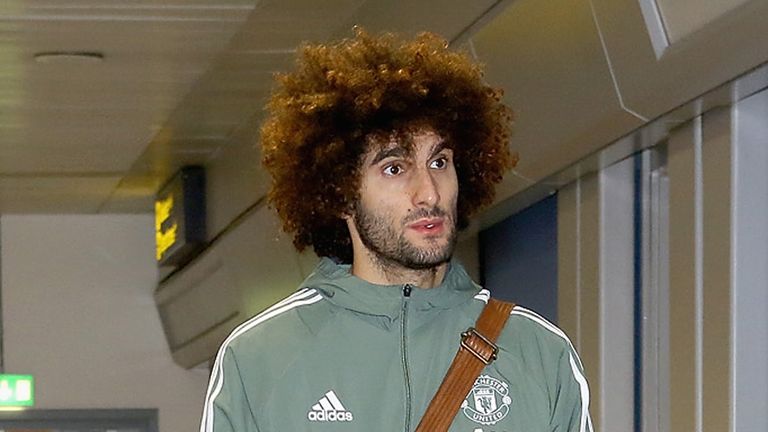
<box><xmin>200</xmin><ymin>346</ymin><xmax>260</xmax><ymax>432</ymax></box>
<box><xmin>550</xmin><ymin>345</ymin><xmax>593</xmax><ymax>432</ymax></box>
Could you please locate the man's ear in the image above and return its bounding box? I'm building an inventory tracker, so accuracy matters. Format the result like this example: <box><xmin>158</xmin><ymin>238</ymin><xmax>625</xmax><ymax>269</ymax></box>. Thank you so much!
<box><xmin>340</xmin><ymin>211</ymin><xmax>355</xmax><ymax>229</ymax></box>
<box><xmin>339</xmin><ymin>200</ymin><xmax>355</xmax><ymax>221</ymax></box>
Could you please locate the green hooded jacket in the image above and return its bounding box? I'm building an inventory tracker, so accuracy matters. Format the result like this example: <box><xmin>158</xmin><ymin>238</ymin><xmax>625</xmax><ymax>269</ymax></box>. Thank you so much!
<box><xmin>200</xmin><ymin>258</ymin><xmax>593</xmax><ymax>432</ymax></box>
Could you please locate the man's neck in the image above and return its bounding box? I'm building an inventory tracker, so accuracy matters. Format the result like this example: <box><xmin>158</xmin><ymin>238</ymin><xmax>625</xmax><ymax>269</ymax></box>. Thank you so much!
<box><xmin>350</xmin><ymin>251</ymin><xmax>450</xmax><ymax>289</ymax></box>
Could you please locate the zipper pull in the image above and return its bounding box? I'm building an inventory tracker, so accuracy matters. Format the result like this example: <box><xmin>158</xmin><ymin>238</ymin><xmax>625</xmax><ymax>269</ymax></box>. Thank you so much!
<box><xmin>403</xmin><ymin>284</ymin><xmax>412</xmax><ymax>297</ymax></box>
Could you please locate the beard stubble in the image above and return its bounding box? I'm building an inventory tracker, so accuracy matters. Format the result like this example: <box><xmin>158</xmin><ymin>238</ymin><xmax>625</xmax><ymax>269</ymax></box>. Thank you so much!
<box><xmin>352</xmin><ymin>200</ymin><xmax>458</xmax><ymax>271</ymax></box>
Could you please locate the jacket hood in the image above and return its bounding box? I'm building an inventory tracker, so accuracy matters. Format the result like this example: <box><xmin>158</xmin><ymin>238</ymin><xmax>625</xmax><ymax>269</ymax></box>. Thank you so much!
<box><xmin>299</xmin><ymin>257</ymin><xmax>481</xmax><ymax>322</ymax></box>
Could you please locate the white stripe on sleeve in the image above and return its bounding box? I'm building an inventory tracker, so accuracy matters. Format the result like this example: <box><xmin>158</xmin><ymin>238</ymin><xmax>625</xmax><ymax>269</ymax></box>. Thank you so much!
<box><xmin>511</xmin><ymin>305</ymin><xmax>591</xmax><ymax>431</ymax></box>
<box><xmin>472</xmin><ymin>289</ymin><xmax>490</xmax><ymax>303</ymax></box>
<box><xmin>569</xmin><ymin>353</ymin><xmax>593</xmax><ymax>432</ymax></box>
<box><xmin>200</xmin><ymin>288</ymin><xmax>323</xmax><ymax>432</ymax></box>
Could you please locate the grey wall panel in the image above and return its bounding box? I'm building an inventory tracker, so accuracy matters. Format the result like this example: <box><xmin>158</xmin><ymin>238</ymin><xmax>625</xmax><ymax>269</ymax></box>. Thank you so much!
<box><xmin>558</xmin><ymin>181</ymin><xmax>580</xmax><ymax>344</ymax></box>
<box><xmin>598</xmin><ymin>157</ymin><xmax>635</xmax><ymax>432</ymax></box>
<box><xmin>701</xmin><ymin>108</ymin><xmax>733</xmax><ymax>432</ymax></box>
<box><xmin>666</xmin><ymin>120</ymin><xmax>698</xmax><ymax>432</ymax></box>
<box><xmin>663</xmin><ymin>107</ymin><xmax>746</xmax><ymax>432</ymax></box>
<box><xmin>470</xmin><ymin>0</ymin><xmax>643</xmax><ymax>203</ymax></box>
<box><xmin>732</xmin><ymin>89</ymin><xmax>768</xmax><ymax>432</ymax></box>
<box><xmin>577</xmin><ymin>172</ymin><xmax>602</xmax><ymax>431</ymax></box>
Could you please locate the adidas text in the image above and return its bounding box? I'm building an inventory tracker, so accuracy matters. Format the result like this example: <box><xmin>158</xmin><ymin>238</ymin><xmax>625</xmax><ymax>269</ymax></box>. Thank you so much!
<box><xmin>307</xmin><ymin>410</ymin><xmax>354</xmax><ymax>422</ymax></box>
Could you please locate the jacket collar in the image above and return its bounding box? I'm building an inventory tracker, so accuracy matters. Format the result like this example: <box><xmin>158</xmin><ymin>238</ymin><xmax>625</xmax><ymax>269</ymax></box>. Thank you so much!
<box><xmin>301</xmin><ymin>257</ymin><xmax>480</xmax><ymax>322</ymax></box>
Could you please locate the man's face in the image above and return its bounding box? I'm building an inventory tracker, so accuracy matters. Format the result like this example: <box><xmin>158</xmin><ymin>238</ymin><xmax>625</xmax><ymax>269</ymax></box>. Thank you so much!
<box><xmin>348</xmin><ymin>129</ymin><xmax>459</xmax><ymax>270</ymax></box>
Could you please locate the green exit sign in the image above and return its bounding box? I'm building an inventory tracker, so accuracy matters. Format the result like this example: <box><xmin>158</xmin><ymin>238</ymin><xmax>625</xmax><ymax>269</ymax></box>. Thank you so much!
<box><xmin>0</xmin><ymin>375</ymin><xmax>34</xmax><ymax>407</ymax></box>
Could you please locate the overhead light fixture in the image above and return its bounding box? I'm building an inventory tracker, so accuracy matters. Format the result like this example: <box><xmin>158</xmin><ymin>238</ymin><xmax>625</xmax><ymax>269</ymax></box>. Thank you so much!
<box><xmin>33</xmin><ymin>51</ymin><xmax>105</xmax><ymax>64</ymax></box>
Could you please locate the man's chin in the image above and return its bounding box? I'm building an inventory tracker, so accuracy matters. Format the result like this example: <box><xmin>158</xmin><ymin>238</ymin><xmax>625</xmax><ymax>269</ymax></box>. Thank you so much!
<box><xmin>398</xmin><ymin>243</ymin><xmax>454</xmax><ymax>269</ymax></box>
<box><xmin>403</xmin><ymin>257</ymin><xmax>452</xmax><ymax>270</ymax></box>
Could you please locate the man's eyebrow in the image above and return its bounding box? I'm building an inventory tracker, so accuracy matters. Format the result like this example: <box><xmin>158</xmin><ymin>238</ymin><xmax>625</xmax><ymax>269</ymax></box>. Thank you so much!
<box><xmin>429</xmin><ymin>141</ymin><xmax>449</xmax><ymax>159</ymax></box>
<box><xmin>370</xmin><ymin>146</ymin><xmax>409</xmax><ymax>166</ymax></box>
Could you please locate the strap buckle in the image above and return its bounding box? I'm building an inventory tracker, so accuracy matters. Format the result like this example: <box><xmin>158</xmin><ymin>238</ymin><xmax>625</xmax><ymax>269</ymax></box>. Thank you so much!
<box><xmin>460</xmin><ymin>327</ymin><xmax>498</xmax><ymax>365</ymax></box>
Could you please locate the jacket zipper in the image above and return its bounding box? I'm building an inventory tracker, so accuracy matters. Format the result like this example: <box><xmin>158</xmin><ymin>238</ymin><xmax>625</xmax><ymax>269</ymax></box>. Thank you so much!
<box><xmin>401</xmin><ymin>283</ymin><xmax>413</xmax><ymax>432</ymax></box>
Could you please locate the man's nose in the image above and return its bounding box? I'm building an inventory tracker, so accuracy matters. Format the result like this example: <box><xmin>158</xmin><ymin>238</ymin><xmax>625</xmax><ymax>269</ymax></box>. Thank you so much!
<box><xmin>411</xmin><ymin>168</ymin><xmax>440</xmax><ymax>207</ymax></box>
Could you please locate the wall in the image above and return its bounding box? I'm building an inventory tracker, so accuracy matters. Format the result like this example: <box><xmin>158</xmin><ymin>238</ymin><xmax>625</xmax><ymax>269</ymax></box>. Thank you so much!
<box><xmin>557</xmin><ymin>157</ymin><xmax>636</xmax><ymax>432</ymax></box>
<box><xmin>1</xmin><ymin>215</ymin><xmax>209</xmax><ymax>432</ymax></box>
<box><xmin>556</xmin><ymin>86</ymin><xmax>768</xmax><ymax>432</ymax></box>
<box><xmin>730</xmin><ymin>88</ymin><xmax>768</xmax><ymax>432</ymax></box>
<box><xmin>480</xmin><ymin>194</ymin><xmax>558</xmax><ymax>323</ymax></box>
<box><xmin>453</xmin><ymin>231</ymin><xmax>480</xmax><ymax>283</ymax></box>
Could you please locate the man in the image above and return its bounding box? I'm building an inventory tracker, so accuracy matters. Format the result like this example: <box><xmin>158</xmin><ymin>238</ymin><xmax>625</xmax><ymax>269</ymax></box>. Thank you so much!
<box><xmin>201</xmin><ymin>29</ymin><xmax>592</xmax><ymax>432</ymax></box>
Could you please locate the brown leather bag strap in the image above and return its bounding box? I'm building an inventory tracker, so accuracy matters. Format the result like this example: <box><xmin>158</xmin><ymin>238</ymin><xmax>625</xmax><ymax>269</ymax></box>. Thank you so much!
<box><xmin>415</xmin><ymin>298</ymin><xmax>515</xmax><ymax>432</ymax></box>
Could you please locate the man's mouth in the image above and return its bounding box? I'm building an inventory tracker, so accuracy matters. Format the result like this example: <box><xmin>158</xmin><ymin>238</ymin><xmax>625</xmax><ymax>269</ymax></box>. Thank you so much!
<box><xmin>408</xmin><ymin>218</ymin><xmax>446</xmax><ymax>234</ymax></box>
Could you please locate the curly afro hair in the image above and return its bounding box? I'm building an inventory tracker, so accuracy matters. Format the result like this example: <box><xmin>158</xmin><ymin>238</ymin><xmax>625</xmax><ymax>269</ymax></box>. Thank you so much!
<box><xmin>261</xmin><ymin>28</ymin><xmax>516</xmax><ymax>263</ymax></box>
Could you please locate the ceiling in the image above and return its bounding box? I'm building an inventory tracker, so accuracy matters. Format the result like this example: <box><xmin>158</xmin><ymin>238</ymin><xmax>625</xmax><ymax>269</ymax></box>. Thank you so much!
<box><xmin>3</xmin><ymin>0</ymin><xmax>766</xmax><ymax>216</ymax></box>
<box><xmin>0</xmin><ymin>0</ymin><xmax>504</xmax><ymax>213</ymax></box>
<box><xmin>0</xmin><ymin>1</ymin><xmax>257</xmax><ymax>212</ymax></box>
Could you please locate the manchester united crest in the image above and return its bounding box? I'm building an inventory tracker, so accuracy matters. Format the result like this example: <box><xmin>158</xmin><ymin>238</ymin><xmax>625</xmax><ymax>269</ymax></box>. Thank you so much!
<box><xmin>461</xmin><ymin>375</ymin><xmax>512</xmax><ymax>425</ymax></box>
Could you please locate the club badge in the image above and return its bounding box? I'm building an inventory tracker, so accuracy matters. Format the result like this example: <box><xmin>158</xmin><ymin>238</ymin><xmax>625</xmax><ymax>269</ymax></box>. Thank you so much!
<box><xmin>461</xmin><ymin>375</ymin><xmax>512</xmax><ymax>425</ymax></box>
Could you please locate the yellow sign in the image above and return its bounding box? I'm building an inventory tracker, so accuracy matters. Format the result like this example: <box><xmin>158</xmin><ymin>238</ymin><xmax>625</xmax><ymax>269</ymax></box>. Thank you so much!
<box><xmin>154</xmin><ymin>166</ymin><xmax>206</xmax><ymax>267</ymax></box>
<box><xmin>155</xmin><ymin>194</ymin><xmax>178</xmax><ymax>261</ymax></box>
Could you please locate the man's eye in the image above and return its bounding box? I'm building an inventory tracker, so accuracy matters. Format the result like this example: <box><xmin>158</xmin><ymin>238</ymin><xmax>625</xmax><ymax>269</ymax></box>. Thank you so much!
<box><xmin>383</xmin><ymin>164</ymin><xmax>403</xmax><ymax>176</ymax></box>
<box><xmin>430</xmin><ymin>157</ymin><xmax>448</xmax><ymax>169</ymax></box>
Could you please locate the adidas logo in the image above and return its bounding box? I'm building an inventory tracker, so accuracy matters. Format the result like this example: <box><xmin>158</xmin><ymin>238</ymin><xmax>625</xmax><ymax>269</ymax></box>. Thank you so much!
<box><xmin>307</xmin><ymin>390</ymin><xmax>354</xmax><ymax>422</ymax></box>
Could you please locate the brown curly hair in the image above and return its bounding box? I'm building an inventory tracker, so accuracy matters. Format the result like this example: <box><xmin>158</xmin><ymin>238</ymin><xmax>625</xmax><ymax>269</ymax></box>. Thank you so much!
<box><xmin>261</xmin><ymin>28</ymin><xmax>516</xmax><ymax>262</ymax></box>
